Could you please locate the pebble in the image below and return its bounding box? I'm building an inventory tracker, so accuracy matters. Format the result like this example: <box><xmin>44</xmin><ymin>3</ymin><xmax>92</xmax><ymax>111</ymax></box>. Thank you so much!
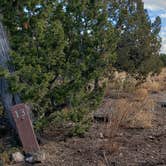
<box><xmin>12</xmin><ymin>152</ymin><xmax>24</xmax><ymax>163</ymax></box>
<box><xmin>25</xmin><ymin>150</ymin><xmax>46</xmax><ymax>163</ymax></box>
<box><xmin>99</xmin><ymin>132</ymin><xmax>104</xmax><ymax>139</ymax></box>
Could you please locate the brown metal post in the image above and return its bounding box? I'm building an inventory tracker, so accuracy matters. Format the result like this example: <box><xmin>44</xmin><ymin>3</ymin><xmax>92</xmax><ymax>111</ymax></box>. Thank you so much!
<box><xmin>11</xmin><ymin>104</ymin><xmax>40</xmax><ymax>153</ymax></box>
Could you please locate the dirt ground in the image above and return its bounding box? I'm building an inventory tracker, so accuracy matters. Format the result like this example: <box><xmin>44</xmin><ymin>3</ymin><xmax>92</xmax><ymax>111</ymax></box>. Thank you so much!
<box><xmin>1</xmin><ymin>97</ymin><xmax>166</xmax><ymax>166</ymax></box>
<box><xmin>33</xmin><ymin>91</ymin><xmax>166</xmax><ymax>166</ymax></box>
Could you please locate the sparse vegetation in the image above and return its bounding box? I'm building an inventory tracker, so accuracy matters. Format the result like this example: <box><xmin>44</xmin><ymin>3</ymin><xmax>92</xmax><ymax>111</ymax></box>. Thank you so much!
<box><xmin>104</xmin><ymin>97</ymin><xmax>154</xmax><ymax>139</ymax></box>
<box><xmin>134</xmin><ymin>88</ymin><xmax>148</xmax><ymax>101</ymax></box>
<box><xmin>142</xmin><ymin>81</ymin><xmax>161</xmax><ymax>93</ymax></box>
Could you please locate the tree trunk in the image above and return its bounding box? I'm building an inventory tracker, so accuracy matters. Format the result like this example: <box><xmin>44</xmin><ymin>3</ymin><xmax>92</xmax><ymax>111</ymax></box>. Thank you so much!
<box><xmin>0</xmin><ymin>21</ymin><xmax>21</xmax><ymax>129</ymax></box>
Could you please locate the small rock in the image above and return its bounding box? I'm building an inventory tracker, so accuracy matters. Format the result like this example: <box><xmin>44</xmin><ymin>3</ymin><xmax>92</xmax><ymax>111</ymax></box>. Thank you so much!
<box><xmin>12</xmin><ymin>152</ymin><xmax>24</xmax><ymax>163</ymax></box>
<box><xmin>99</xmin><ymin>132</ymin><xmax>104</xmax><ymax>139</ymax></box>
<box><xmin>77</xmin><ymin>149</ymin><xmax>82</xmax><ymax>153</ymax></box>
<box><xmin>25</xmin><ymin>154</ymin><xmax>33</xmax><ymax>163</ymax></box>
<box><xmin>119</xmin><ymin>132</ymin><xmax>123</xmax><ymax>136</ymax></box>
<box><xmin>119</xmin><ymin>153</ymin><xmax>123</xmax><ymax>157</ymax></box>
<box><xmin>148</xmin><ymin>136</ymin><xmax>154</xmax><ymax>139</ymax></box>
<box><xmin>25</xmin><ymin>151</ymin><xmax>46</xmax><ymax>163</ymax></box>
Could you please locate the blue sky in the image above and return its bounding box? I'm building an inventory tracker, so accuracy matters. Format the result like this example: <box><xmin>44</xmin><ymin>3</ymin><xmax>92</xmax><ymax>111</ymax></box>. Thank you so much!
<box><xmin>143</xmin><ymin>0</ymin><xmax>166</xmax><ymax>53</ymax></box>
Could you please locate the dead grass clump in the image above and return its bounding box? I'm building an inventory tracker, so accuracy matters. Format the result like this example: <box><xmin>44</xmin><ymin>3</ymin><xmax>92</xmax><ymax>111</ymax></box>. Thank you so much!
<box><xmin>104</xmin><ymin>76</ymin><xmax>137</xmax><ymax>98</ymax></box>
<box><xmin>104</xmin><ymin>99</ymin><xmax>132</xmax><ymax>138</ymax></box>
<box><xmin>111</xmin><ymin>78</ymin><xmax>124</xmax><ymax>91</ymax></box>
<box><xmin>140</xmin><ymin>68</ymin><xmax>166</xmax><ymax>92</ymax></box>
<box><xmin>122</xmin><ymin>76</ymin><xmax>137</xmax><ymax>93</ymax></box>
<box><xmin>149</xmin><ymin>82</ymin><xmax>161</xmax><ymax>92</ymax></box>
<box><xmin>160</xmin><ymin>82</ymin><xmax>166</xmax><ymax>91</ymax></box>
<box><xmin>129</xmin><ymin>110</ymin><xmax>153</xmax><ymax>128</ymax></box>
<box><xmin>142</xmin><ymin>81</ymin><xmax>161</xmax><ymax>93</ymax></box>
<box><xmin>134</xmin><ymin>88</ymin><xmax>148</xmax><ymax>101</ymax></box>
<box><xmin>131</xmin><ymin>98</ymin><xmax>154</xmax><ymax>128</ymax></box>
<box><xmin>104</xmin><ymin>98</ymin><xmax>154</xmax><ymax>138</ymax></box>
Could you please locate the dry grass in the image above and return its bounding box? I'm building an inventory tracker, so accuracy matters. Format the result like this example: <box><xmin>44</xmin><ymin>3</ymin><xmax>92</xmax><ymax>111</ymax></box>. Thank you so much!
<box><xmin>104</xmin><ymin>76</ymin><xmax>137</xmax><ymax>98</ymax></box>
<box><xmin>129</xmin><ymin>110</ymin><xmax>153</xmax><ymax>128</ymax></box>
<box><xmin>107</xmin><ymin>68</ymin><xmax>166</xmax><ymax>97</ymax></box>
<box><xmin>104</xmin><ymin>97</ymin><xmax>154</xmax><ymax>139</ymax></box>
<box><xmin>106</xmin><ymin>99</ymin><xmax>132</xmax><ymax>137</ymax></box>
<box><xmin>142</xmin><ymin>81</ymin><xmax>161</xmax><ymax>93</ymax></box>
<box><xmin>101</xmin><ymin>70</ymin><xmax>164</xmax><ymax>154</ymax></box>
<box><xmin>104</xmin><ymin>83</ymin><xmax>112</xmax><ymax>97</ymax></box>
<box><xmin>134</xmin><ymin>88</ymin><xmax>148</xmax><ymax>101</ymax></box>
<box><xmin>141</xmin><ymin>68</ymin><xmax>166</xmax><ymax>92</ymax></box>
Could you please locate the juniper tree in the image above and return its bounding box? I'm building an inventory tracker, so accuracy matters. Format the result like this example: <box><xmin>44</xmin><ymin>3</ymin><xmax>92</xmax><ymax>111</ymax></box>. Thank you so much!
<box><xmin>0</xmin><ymin>0</ymin><xmax>118</xmax><ymax>128</ymax></box>
<box><xmin>0</xmin><ymin>0</ymin><xmax>66</xmax><ymax>119</ymax></box>
<box><xmin>51</xmin><ymin>0</ymin><xmax>118</xmax><ymax>109</ymax></box>
<box><xmin>111</xmin><ymin>0</ymin><xmax>162</xmax><ymax>79</ymax></box>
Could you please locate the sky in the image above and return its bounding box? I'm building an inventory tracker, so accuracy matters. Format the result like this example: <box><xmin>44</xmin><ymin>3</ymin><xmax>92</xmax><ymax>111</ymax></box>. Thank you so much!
<box><xmin>143</xmin><ymin>0</ymin><xmax>166</xmax><ymax>53</ymax></box>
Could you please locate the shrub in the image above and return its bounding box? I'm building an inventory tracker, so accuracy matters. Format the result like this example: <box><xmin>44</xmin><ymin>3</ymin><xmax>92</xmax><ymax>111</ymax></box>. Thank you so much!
<box><xmin>42</xmin><ymin>107</ymin><xmax>92</xmax><ymax>137</ymax></box>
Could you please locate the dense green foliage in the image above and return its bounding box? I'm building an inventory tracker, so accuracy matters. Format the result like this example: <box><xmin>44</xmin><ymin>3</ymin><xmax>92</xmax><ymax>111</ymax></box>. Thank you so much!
<box><xmin>0</xmin><ymin>0</ymin><xmax>163</xmax><ymax>133</ymax></box>
<box><xmin>0</xmin><ymin>0</ymin><xmax>117</xmax><ymax>129</ymax></box>
<box><xmin>112</xmin><ymin>0</ymin><xmax>163</xmax><ymax>79</ymax></box>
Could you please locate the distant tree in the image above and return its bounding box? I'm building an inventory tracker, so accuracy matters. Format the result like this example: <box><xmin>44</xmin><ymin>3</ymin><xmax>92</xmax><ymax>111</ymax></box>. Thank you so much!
<box><xmin>111</xmin><ymin>0</ymin><xmax>163</xmax><ymax>80</ymax></box>
<box><xmin>160</xmin><ymin>53</ymin><xmax>166</xmax><ymax>66</ymax></box>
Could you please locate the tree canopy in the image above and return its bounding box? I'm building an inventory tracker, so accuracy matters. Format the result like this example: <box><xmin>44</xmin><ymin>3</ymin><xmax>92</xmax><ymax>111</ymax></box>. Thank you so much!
<box><xmin>112</xmin><ymin>0</ymin><xmax>162</xmax><ymax>79</ymax></box>
<box><xmin>0</xmin><ymin>0</ymin><xmax>118</xmax><ymax>121</ymax></box>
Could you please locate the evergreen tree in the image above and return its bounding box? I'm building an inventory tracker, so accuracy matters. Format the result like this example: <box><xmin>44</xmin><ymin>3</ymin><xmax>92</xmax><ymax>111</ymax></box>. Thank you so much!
<box><xmin>51</xmin><ymin>0</ymin><xmax>118</xmax><ymax>109</ymax></box>
<box><xmin>112</xmin><ymin>0</ymin><xmax>162</xmax><ymax>79</ymax></box>
<box><xmin>160</xmin><ymin>53</ymin><xmax>166</xmax><ymax>66</ymax></box>
<box><xmin>0</xmin><ymin>0</ymin><xmax>118</xmax><ymax>126</ymax></box>
<box><xmin>0</xmin><ymin>0</ymin><xmax>66</xmax><ymax>117</ymax></box>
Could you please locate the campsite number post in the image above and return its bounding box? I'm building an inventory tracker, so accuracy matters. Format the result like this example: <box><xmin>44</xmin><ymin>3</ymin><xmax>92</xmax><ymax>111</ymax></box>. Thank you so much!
<box><xmin>11</xmin><ymin>104</ymin><xmax>40</xmax><ymax>153</ymax></box>
<box><xmin>0</xmin><ymin>21</ymin><xmax>40</xmax><ymax>153</ymax></box>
